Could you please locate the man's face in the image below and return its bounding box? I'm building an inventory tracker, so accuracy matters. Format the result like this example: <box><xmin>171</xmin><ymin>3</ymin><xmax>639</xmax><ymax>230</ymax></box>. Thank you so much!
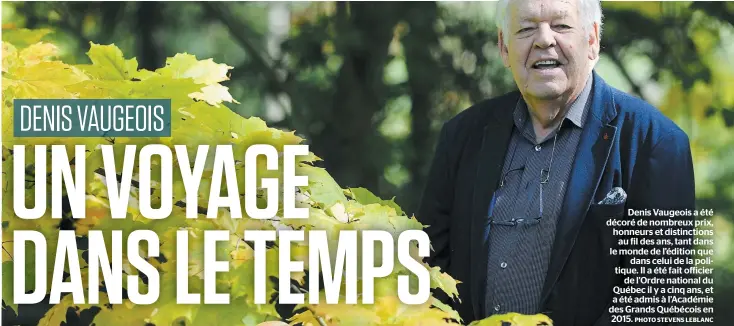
<box><xmin>500</xmin><ymin>0</ymin><xmax>599</xmax><ymax>102</ymax></box>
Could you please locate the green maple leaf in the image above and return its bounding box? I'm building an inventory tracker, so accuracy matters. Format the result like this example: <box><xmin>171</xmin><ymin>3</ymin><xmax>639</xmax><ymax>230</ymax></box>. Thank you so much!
<box><xmin>128</xmin><ymin>75</ymin><xmax>202</xmax><ymax>110</ymax></box>
<box><xmin>79</xmin><ymin>42</ymin><xmax>139</xmax><ymax>81</ymax></box>
<box><xmin>1</xmin><ymin>28</ymin><xmax>53</xmax><ymax>49</ymax></box>
<box><xmin>63</xmin><ymin>79</ymin><xmax>136</xmax><ymax>99</ymax></box>
<box><xmin>348</xmin><ymin>187</ymin><xmax>404</xmax><ymax>216</ymax></box>
<box><xmin>431</xmin><ymin>297</ymin><xmax>464</xmax><ymax>324</ymax></box>
<box><xmin>281</xmin><ymin>207</ymin><xmax>343</xmax><ymax>237</ymax></box>
<box><xmin>2</xmin><ymin>262</ymin><xmax>17</xmax><ymax>312</ymax></box>
<box><xmin>91</xmin><ymin>299</ymin><xmax>156</xmax><ymax>326</ymax></box>
<box><xmin>227</xmin><ymin>246</ymin><xmax>281</xmax><ymax>313</ymax></box>
<box><xmin>429</xmin><ymin>265</ymin><xmax>461</xmax><ymax>301</ymax></box>
<box><xmin>299</xmin><ymin>164</ymin><xmax>348</xmax><ymax>208</ymax></box>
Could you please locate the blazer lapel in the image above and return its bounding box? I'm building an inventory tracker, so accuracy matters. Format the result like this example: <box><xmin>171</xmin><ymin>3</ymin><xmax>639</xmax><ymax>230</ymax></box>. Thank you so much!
<box><xmin>469</xmin><ymin>94</ymin><xmax>517</xmax><ymax>320</ymax></box>
<box><xmin>540</xmin><ymin>72</ymin><xmax>619</xmax><ymax>305</ymax></box>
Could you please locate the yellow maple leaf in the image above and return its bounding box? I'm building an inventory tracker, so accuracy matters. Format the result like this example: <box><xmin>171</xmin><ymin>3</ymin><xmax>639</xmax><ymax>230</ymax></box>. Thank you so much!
<box><xmin>293</xmin><ymin>302</ymin><xmax>381</xmax><ymax>326</ymax></box>
<box><xmin>19</xmin><ymin>42</ymin><xmax>59</xmax><ymax>66</ymax></box>
<box><xmin>189</xmin><ymin>83</ymin><xmax>239</xmax><ymax>107</ymax></box>
<box><xmin>156</xmin><ymin>53</ymin><xmax>233</xmax><ymax>85</ymax></box>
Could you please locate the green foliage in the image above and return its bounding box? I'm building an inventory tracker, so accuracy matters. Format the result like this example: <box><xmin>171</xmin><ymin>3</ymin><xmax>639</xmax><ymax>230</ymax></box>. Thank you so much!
<box><xmin>6</xmin><ymin>1</ymin><xmax>732</xmax><ymax>323</ymax></box>
<box><xmin>2</xmin><ymin>28</ymin><xmax>545</xmax><ymax>326</ymax></box>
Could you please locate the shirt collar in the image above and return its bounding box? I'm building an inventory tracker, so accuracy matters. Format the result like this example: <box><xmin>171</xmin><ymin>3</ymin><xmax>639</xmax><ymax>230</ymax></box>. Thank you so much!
<box><xmin>565</xmin><ymin>74</ymin><xmax>593</xmax><ymax>128</ymax></box>
<box><xmin>513</xmin><ymin>73</ymin><xmax>593</xmax><ymax>130</ymax></box>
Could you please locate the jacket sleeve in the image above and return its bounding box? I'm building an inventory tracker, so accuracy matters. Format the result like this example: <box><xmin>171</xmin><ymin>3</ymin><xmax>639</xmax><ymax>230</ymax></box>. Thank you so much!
<box><xmin>596</xmin><ymin>127</ymin><xmax>697</xmax><ymax>326</ymax></box>
<box><xmin>636</xmin><ymin>127</ymin><xmax>696</xmax><ymax>217</ymax></box>
<box><xmin>640</xmin><ymin>128</ymin><xmax>696</xmax><ymax>325</ymax></box>
<box><xmin>416</xmin><ymin>122</ymin><xmax>457</xmax><ymax>272</ymax></box>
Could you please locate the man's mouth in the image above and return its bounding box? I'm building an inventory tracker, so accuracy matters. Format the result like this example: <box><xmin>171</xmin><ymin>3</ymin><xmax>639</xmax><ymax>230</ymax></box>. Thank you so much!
<box><xmin>532</xmin><ymin>60</ymin><xmax>562</xmax><ymax>69</ymax></box>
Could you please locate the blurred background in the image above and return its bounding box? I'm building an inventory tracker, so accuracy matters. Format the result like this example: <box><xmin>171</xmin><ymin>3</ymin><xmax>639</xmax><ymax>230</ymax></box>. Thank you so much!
<box><xmin>2</xmin><ymin>1</ymin><xmax>733</xmax><ymax>325</ymax></box>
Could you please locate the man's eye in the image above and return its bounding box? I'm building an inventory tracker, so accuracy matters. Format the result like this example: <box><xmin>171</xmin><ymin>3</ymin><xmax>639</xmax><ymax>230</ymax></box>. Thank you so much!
<box><xmin>517</xmin><ymin>27</ymin><xmax>534</xmax><ymax>33</ymax></box>
<box><xmin>554</xmin><ymin>24</ymin><xmax>572</xmax><ymax>29</ymax></box>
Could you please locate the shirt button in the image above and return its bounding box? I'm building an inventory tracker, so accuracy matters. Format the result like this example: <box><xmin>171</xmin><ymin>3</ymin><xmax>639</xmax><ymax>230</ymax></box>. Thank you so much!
<box><xmin>500</xmin><ymin>262</ymin><xmax>507</xmax><ymax>269</ymax></box>
<box><xmin>494</xmin><ymin>304</ymin><xmax>501</xmax><ymax>312</ymax></box>
<box><xmin>535</xmin><ymin>145</ymin><xmax>541</xmax><ymax>151</ymax></box>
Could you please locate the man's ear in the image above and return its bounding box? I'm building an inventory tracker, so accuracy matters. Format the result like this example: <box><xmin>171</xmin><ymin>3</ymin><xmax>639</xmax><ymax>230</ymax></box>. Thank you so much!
<box><xmin>498</xmin><ymin>30</ymin><xmax>510</xmax><ymax>67</ymax></box>
<box><xmin>588</xmin><ymin>22</ymin><xmax>601</xmax><ymax>61</ymax></box>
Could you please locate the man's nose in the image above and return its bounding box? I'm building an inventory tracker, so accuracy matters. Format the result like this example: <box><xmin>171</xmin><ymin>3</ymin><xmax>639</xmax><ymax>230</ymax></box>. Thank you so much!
<box><xmin>534</xmin><ymin>24</ymin><xmax>556</xmax><ymax>48</ymax></box>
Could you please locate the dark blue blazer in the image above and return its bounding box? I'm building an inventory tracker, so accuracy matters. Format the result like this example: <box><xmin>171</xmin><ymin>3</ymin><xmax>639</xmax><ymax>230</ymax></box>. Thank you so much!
<box><xmin>417</xmin><ymin>71</ymin><xmax>696</xmax><ymax>325</ymax></box>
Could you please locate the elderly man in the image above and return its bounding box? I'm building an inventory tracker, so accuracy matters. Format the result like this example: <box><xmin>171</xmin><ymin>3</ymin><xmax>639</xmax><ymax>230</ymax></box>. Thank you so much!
<box><xmin>417</xmin><ymin>0</ymin><xmax>696</xmax><ymax>325</ymax></box>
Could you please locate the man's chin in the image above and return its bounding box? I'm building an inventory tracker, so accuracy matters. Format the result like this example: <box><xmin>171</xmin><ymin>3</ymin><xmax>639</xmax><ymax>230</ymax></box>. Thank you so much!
<box><xmin>525</xmin><ymin>86</ymin><xmax>565</xmax><ymax>101</ymax></box>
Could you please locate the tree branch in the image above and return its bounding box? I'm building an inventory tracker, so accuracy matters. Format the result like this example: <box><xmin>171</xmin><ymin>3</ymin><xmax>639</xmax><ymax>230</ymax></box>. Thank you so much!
<box><xmin>202</xmin><ymin>3</ymin><xmax>285</xmax><ymax>91</ymax></box>
<box><xmin>606</xmin><ymin>46</ymin><xmax>646</xmax><ymax>101</ymax></box>
<box><xmin>202</xmin><ymin>2</ymin><xmax>309</xmax><ymax>132</ymax></box>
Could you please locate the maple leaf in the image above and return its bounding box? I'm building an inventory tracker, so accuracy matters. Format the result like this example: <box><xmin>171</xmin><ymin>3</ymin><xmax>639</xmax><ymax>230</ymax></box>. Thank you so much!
<box><xmin>155</xmin><ymin>53</ymin><xmax>233</xmax><ymax>85</ymax></box>
<box><xmin>79</xmin><ymin>42</ymin><xmax>140</xmax><ymax>80</ymax></box>
<box><xmin>347</xmin><ymin>187</ymin><xmax>404</xmax><ymax>216</ymax></box>
<box><xmin>19</xmin><ymin>42</ymin><xmax>59</xmax><ymax>66</ymax></box>
<box><xmin>1</xmin><ymin>28</ymin><xmax>53</xmax><ymax>49</ymax></box>
<box><xmin>299</xmin><ymin>165</ymin><xmax>348</xmax><ymax>208</ymax></box>
<box><xmin>190</xmin><ymin>83</ymin><xmax>239</xmax><ymax>107</ymax></box>
<box><xmin>3</xmin><ymin>61</ymin><xmax>89</xmax><ymax>98</ymax></box>
<box><xmin>0</xmin><ymin>28</ymin><xmax>553</xmax><ymax>326</ymax></box>
<box><xmin>1</xmin><ymin>262</ymin><xmax>16</xmax><ymax>312</ymax></box>
<box><xmin>293</xmin><ymin>302</ymin><xmax>381</xmax><ymax>326</ymax></box>
<box><xmin>38</xmin><ymin>295</ymin><xmax>75</xmax><ymax>326</ymax></box>
<box><xmin>429</xmin><ymin>265</ymin><xmax>461</xmax><ymax>302</ymax></box>
<box><xmin>2</xmin><ymin>42</ymin><xmax>19</xmax><ymax>73</ymax></box>
<box><xmin>91</xmin><ymin>298</ymin><xmax>156</xmax><ymax>325</ymax></box>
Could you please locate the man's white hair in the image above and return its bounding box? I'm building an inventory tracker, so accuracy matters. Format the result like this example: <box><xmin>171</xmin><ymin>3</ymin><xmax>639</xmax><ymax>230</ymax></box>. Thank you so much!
<box><xmin>495</xmin><ymin>0</ymin><xmax>604</xmax><ymax>45</ymax></box>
